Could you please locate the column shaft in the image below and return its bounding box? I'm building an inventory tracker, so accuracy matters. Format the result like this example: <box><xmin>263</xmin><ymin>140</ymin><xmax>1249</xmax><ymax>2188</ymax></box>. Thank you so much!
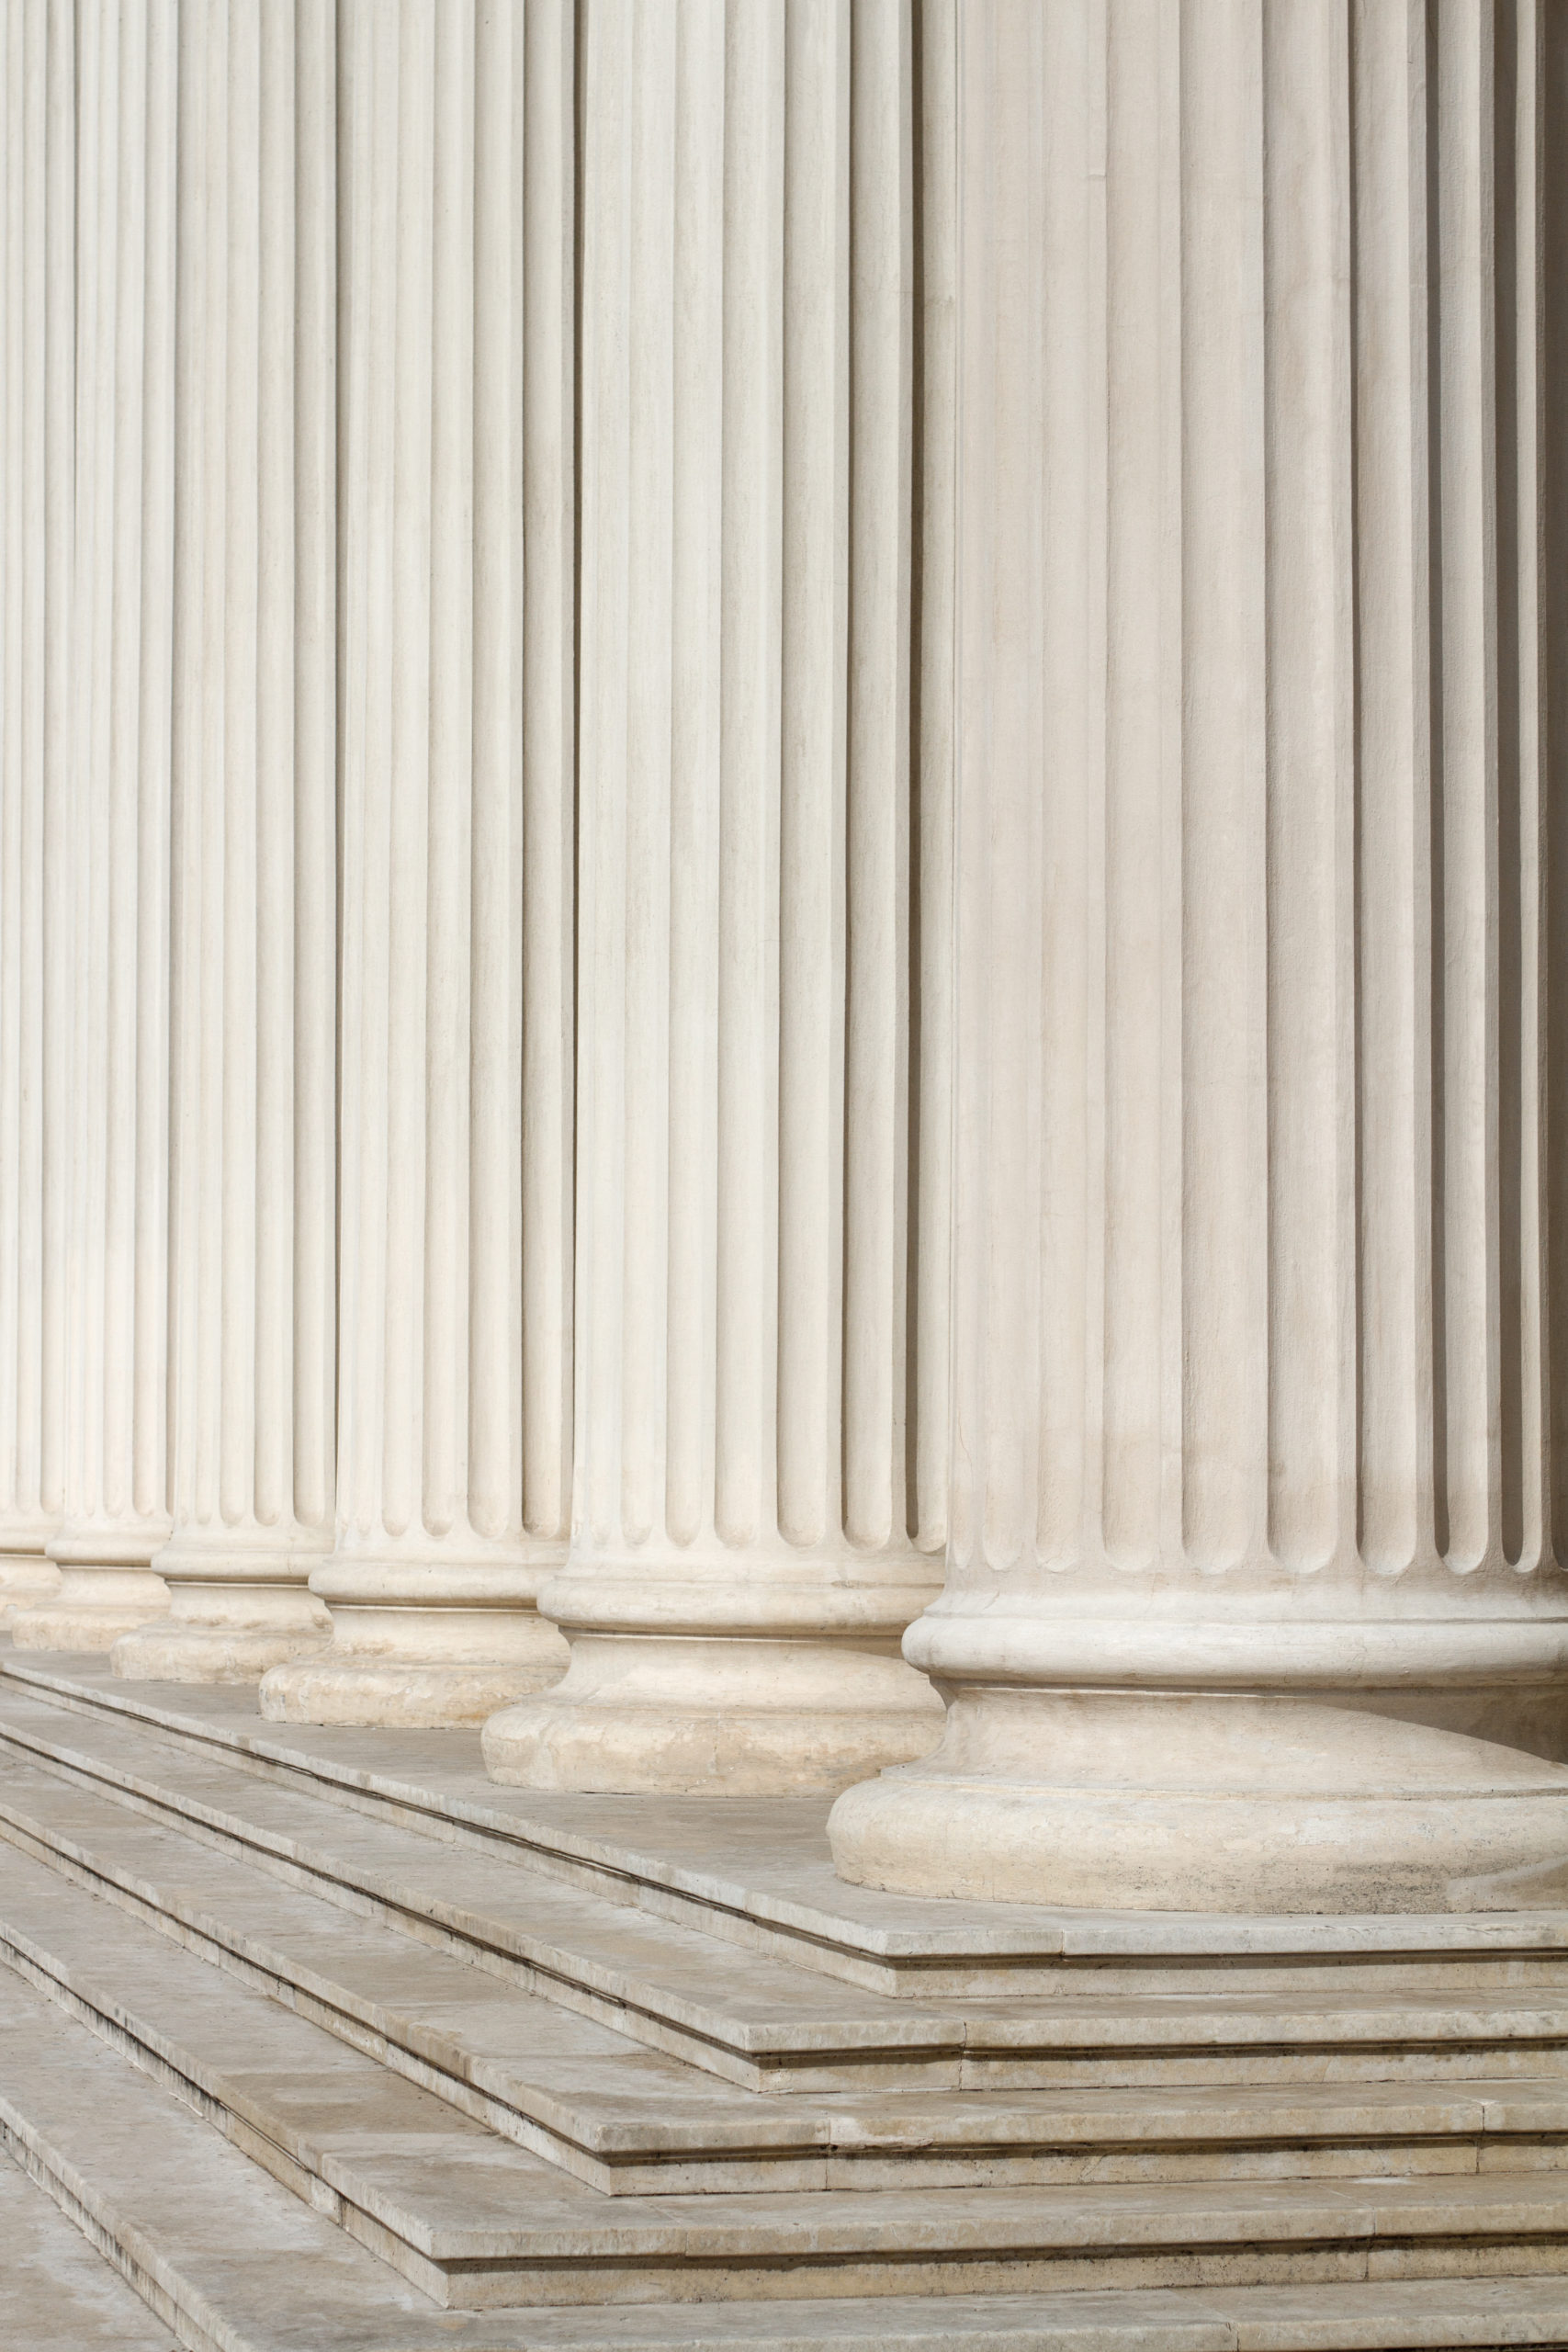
<box><xmin>484</xmin><ymin>0</ymin><xmax>953</xmax><ymax>1794</ymax></box>
<box><xmin>829</xmin><ymin>0</ymin><xmax>1568</xmax><ymax>1912</ymax></box>
<box><xmin>260</xmin><ymin>0</ymin><xmax>575</xmax><ymax>1727</ymax></box>
<box><xmin>0</xmin><ymin>0</ymin><xmax>66</xmax><ymax>1617</ymax></box>
<box><xmin>15</xmin><ymin>0</ymin><xmax>177</xmax><ymax>1652</ymax></box>
<box><xmin>112</xmin><ymin>0</ymin><xmax>337</xmax><ymax>1684</ymax></box>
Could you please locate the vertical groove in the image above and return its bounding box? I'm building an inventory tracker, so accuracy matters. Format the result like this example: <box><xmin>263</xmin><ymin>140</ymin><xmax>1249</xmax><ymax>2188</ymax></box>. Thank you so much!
<box><xmin>714</xmin><ymin>0</ymin><xmax>783</xmax><ymax>1550</ymax></box>
<box><xmin>470</xmin><ymin>0</ymin><xmax>524</xmax><ymax>1544</ymax></box>
<box><xmin>619</xmin><ymin>0</ymin><xmax>674</xmax><ymax>1549</ymax></box>
<box><xmin>1433</xmin><ymin>4</ymin><xmax>1497</xmax><ymax>1570</ymax></box>
<box><xmin>421</xmin><ymin>0</ymin><xmax>473</xmax><ymax>1539</ymax></box>
<box><xmin>909</xmin><ymin>0</ymin><xmax>954</xmax><ymax>1558</ymax></box>
<box><xmin>1494</xmin><ymin>0</ymin><xmax>1526</xmax><ymax>1565</ymax></box>
<box><xmin>1034</xmin><ymin>0</ymin><xmax>1090</xmax><ymax>1569</ymax></box>
<box><xmin>663</xmin><ymin>0</ymin><xmax>723</xmax><ymax>1553</ymax></box>
<box><xmin>1543</xmin><ymin>0</ymin><xmax>1568</xmax><ymax>1565</ymax></box>
<box><xmin>1178</xmin><ymin>0</ymin><xmax>1267</xmax><ymax>1571</ymax></box>
<box><xmin>39</xmin><ymin>0</ymin><xmax>73</xmax><ymax>1526</ymax></box>
<box><xmin>845</xmin><ymin>0</ymin><xmax>910</xmax><ymax>1554</ymax></box>
<box><xmin>1352</xmin><ymin>0</ymin><xmax>1427</xmax><ymax>1571</ymax></box>
<box><xmin>777</xmin><ymin>0</ymin><xmax>845</xmax><ymax>1551</ymax></box>
<box><xmin>1262</xmin><ymin>0</ymin><xmax>1352</xmax><ymax>1569</ymax></box>
<box><xmin>294</xmin><ymin>0</ymin><xmax>335</xmax><ymax>1540</ymax></box>
<box><xmin>1100</xmin><ymin>0</ymin><xmax>1164</xmax><ymax>1572</ymax></box>
<box><xmin>521</xmin><ymin>0</ymin><xmax>575</xmax><ymax>1543</ymax></box>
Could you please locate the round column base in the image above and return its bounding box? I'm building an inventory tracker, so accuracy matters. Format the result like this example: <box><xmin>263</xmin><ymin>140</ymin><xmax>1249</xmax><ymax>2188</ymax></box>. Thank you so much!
<box><xmin>483</xmin><ymin>1632</ymin><xmax>944</xmax><ymax>1794</ymax></box>
<box><xmin>112</xmin><ymin>1605</ymin><xmax>332</xmax><ymax>1686</ymax></box>
<box><xmin>0</xmin><ymin>1554</ymin><xmax>62</xmax><ymax>1622</ymax></box>
<box><xmin>828</xmin><ymin>1688</ymin><xmax>1568</xmax><ymax>1915</ymax></box>
<box><xmin>258</xmin><ymin>1604</ymin><xmax>570</xmax><ymax>1728</ymax></box>
<box><xmin>11</xmin><ymin>1568</ymin><xmax>170</xmax><ymax>1656</ymax></box>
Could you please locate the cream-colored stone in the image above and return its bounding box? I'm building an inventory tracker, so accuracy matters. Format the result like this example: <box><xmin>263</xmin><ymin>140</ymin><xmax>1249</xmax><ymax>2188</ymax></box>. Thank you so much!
<box><xmin>829</xmin><ymin>0</ymin><xmax>1568</xmax><ymax>1917</ymax></box>
<box><xmin>258</xmin><ymin>0</ymin><xmax>576</xmax><ymax>1729</ymax></box>
<box><xmin>483</xmin><ymin>0</ymin><xmax>953</xmax><ymax>1799</ymax></box>
<box><xmin>111</xmin><ymin>0</ymin><xmax>337</xmax><ymax>1688</ymax></box>
<box><xmin>11</xmin><ymin>0</ymin><xmax>175</xmax><ymax>1656</ymax></box>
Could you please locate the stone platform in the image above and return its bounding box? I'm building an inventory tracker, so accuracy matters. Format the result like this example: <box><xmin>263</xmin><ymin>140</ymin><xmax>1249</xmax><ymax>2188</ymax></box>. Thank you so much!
<box><xmin>7</xmin><ymin>1652</ymin><xmax>1568</xmax><ymax>2346</ymax></box>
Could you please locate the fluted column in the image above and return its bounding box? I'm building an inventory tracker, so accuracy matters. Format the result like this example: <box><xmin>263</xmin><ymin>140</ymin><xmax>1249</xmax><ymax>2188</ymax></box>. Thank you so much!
<box><xmin>260</xmin><ymin>0</ymin><xmax>574</xmax><ymax>1726</ymax></box>
<box><xmin>0</xmin><ymin>0</ymin><xmax>69</xmax><ymax>1620</ymax></box>
<box><xmin>830</xmin><ymin>0</ymin><xmax>1568</xmax><ymax>1912</ymax></box>
<box><xmin>15</xmin><ymin>0</ymin><xmax>176</xmax><ymax>1652</ymax></box>
<box><xmin>112</xmin><ymin>0</ymin><xmax>336</xmax><ymax>1684</ymax></box>
<box><xmin>484</xmin><ymin>0</ymin><xmax>952</xmax><ymax>1794</ymax></box>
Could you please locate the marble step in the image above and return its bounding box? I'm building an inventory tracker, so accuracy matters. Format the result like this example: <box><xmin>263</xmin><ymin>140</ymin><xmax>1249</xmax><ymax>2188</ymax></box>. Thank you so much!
<box><xmin>8</xmin><ymin>1763</ymin><xmax>1568</xmax><ymax>2198</ymax></box>
<box><xmin>12</xmin><ymin>1983</ymin><xmax>1568</xmax><ymax>2352</ymax></box>
<box><xmin>7</xmin><ymin>1684</ymin><xmax>1568</xmax><ymax>2104</ymax></box>
<box><xmin>9</xmin><ymin>1651</ymin><xmax>1568</xmax><ymax>2003</ymax></box>
<box><xmin>0</xmin><ymin>2143</ymin><xmax>182</xmax><ymax>2350</ymax></box>
<box><xmin>9</xmin><ymin>1865</ymin><xmax>1568</xmax><ymax>2312</ymax></box>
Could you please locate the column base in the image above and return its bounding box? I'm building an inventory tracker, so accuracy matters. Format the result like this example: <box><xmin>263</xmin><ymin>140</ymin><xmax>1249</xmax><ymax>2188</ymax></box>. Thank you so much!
<box><xmin>112</xmin><ymin>1591</ymin><xmax>332</xmax><ymax>1685</ymax></box>
<box><xmin>828</xmin><ymin>1687</ymin><xmax>1568</xmax><ymax>1916</ymax></box>
<box><xmin>258</xmin><ymin>1603</ymin><xmax>570</xmax><ymax>1728</ymax></box>
<box><xmin>12</xmin><ymin>1570</ymin><xmax>170</xmax><ymax>1655</ymax></box>
<box><xmin>483</xmin><ymin>1631</ymin><xmax>945</xmax><ymax>1794</ymax></box>
<box><xmin>0</xmin><ymin>1551</ymin><xmax>62</xmax><ymax>1623</ymax></box>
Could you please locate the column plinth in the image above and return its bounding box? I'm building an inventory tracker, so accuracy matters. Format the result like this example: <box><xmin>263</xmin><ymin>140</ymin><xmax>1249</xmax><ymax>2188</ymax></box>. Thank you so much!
<box><xmin>261</xmin><ymin>1555</ymin><xmax>565</xmax><ymax>1729</ymax></box>
<box><xmin>829</xmin><ymin>1</ymin><xmax>1568</xmax><ymax>1912</ymax></box>
<box><xmin>491</xmin><ymin>1557</ymin><xmax>940</xmax><ymax>1794</ymax></box>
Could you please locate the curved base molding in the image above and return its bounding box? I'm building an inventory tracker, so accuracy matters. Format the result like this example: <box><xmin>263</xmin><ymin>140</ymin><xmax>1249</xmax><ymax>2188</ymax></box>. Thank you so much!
<box><xmin>483</xmin><ymin>1632</ymin><xmax>944</xmax><ymax>1794</ymax></box>
<box><xmin>111</xmin><ymin>1602</ymin><xmax>331</xmax><ymax>1686</ymax></box>
<box><xmin>259</xmin><ymin>1653</ymin><xmax>562</xmax><ymax>1728</ymax></box>
<box><xmin>11</xmin><ymin>1566</ymin><xmax>171</xmax><ymax>1655</ymax></box>
<box><xmin>257</xmin><ymin>1601</ymin><xmax>570</xmax><ymax>1727</ymax></box>
<box><xmin>828</xmin><ymin>1688</ymin><xmax>1568</xmax><ymax>1916</ymax></box>
<box><xmin>0</xmin><ymin>1553</ymin><xmax>62</xmax><ymax>1622</ymax></box>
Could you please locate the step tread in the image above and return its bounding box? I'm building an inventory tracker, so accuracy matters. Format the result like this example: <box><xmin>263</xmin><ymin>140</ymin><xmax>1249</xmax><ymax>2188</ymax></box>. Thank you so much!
<box><xmin>12</xmin><ymin>1653</ymin><xmax>1568</xmax><ymax>1973</ymax></box>
<box><xmin>9</xmin><ymin>1841</ymin><xmax>1568</xmax><ymax>2269</ymax></box>
<box><xmin>0</xmin><ymin>2143</ymin><xmax>182</xmax><ymax>2349</ymax></box>
<box><xmin>10</xmin><ymin>1754</ymin><xmax>1568</xmax><ymax>2192</ymax></box>
<box><xmin>8</xmin><ymin>1681</ymin><xmax>1568</xmax><ymax>2090</ymax></box>
<box><xmin>12</xmin><ymin>1973</ymin><xmax>1568</xmax><ymax>2349</ymax></box>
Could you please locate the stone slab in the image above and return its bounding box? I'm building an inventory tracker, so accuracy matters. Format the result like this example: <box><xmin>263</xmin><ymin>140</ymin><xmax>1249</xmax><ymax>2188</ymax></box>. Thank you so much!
<box><xmin>0</xmin><ymin>2143</ymin><xmax>182</xmax><ymax>2348</ymax></box>
<box><xmin>13</xmin><ymin>1654</ymin><xmax>1568</xmax><ymax>1991</ymax></box>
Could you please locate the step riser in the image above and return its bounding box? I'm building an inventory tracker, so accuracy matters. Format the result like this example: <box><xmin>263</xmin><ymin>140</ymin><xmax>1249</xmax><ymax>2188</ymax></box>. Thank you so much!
<box><xmin>0</xmin><ymin>1738</ymin><xmax>803</xmax><ymax>2090</ymax></box>
<box><xmin>17</xmin><ymin>1732</ymin><xmax>1568</xmax><ymax>2108</ymax></box>
<box><xmin>0</xmin><ymin>2107</ymin><xmax>230</xmax><ymax>2352</ymax></box>
<box><xmin>9</xmin><ymin>1965</ymin><xmax>1568</xmax><ymax>2324</ymax></box>
<box><xmin>17</xmin><ymin>1666</ymin><xmax>1568</xmax><ymax>2009</ymax></box>
<box><xmin>15</xmin><ymin>1817</ymin><xmax>1564</xmax><ymax>2198</ymax></box>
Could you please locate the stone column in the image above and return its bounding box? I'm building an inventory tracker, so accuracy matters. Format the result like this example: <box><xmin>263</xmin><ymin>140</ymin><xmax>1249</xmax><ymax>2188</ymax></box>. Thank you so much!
<box><xmin>259</xmin><ymin>0</ymin><xmax>575</xmax><ymax>1726</ymax></box>
<box><xmin>113</xmin><ymin>0</ymin><xmax>336</xmax><ymax>1684</ymax></box>
<box><xmin>830</xmin><ymin>0</ymin><xmax>1568</xmax><ymax>1912</ymax></box>
<box><xmin>0</xmin><ymin>0</ymin><xmax>69</xmax><ymax>1620</ymax></box>
<box><xmin>15</xmin><ymin>0</ymin><xmax>177</xmax><ymax>1652</ymax></box>
<box><xmin>483</xmin><ymin>0</ymin><xmax>953</xmax><ymax>1794</ymax></box>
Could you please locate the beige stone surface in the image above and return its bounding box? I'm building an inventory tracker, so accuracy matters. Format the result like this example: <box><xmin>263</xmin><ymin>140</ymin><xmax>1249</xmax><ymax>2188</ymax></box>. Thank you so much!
<box><xmin>0</xmin><ymin>2145</ymin><xmax>180</xmax><ymax>2350</ymax></box>
<box><xmin>828</xmin><ymin>0</ymin><xmax>1568</xmax><ymax>1917</ymax></box>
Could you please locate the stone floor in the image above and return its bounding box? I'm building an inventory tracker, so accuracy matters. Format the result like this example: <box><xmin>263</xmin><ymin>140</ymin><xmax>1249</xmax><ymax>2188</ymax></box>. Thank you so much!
<box><xmin>6</xmin><ymin>1648</ymin><xmax>1568</xmax><ymax>2347</ymax></box>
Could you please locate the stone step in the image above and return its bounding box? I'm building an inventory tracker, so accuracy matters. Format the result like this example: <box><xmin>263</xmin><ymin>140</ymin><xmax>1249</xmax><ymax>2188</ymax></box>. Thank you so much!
<box><xmin>0</xmin><ymin>2143</ymin><xmax>182</xmax><ymax>2349</ymax></box>
<box><xmin>10</xmin><ymin>1848</ymin><xmax>1568</xmax><ymax>2308</ymax></box>
<box><xmin>9</xmin><ymin>1758</ymin><xmax>1568</xmax><ymax>2197</ymax></box>
<box><xmin>10</xmin><ymin>1651</ymin><xmax>1568</xmax><ymax>2001</ymax></box>
<box><xmin>13</xmin><ymin>1976</ymin><xmax>1568</xmax><ymax>2352</ymax></box>
<box><xmin>8</xmin><ymin>1675</ymin><xmax>1568</xmax><ymax>2103</ymax></box>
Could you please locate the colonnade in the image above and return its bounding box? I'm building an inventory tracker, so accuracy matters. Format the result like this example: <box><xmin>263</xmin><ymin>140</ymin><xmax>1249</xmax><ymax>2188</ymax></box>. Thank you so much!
<box><xmin>3</xmin><ymin>0</ymin><xmax>1566</xmax><ymax>1914</ymax></box>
